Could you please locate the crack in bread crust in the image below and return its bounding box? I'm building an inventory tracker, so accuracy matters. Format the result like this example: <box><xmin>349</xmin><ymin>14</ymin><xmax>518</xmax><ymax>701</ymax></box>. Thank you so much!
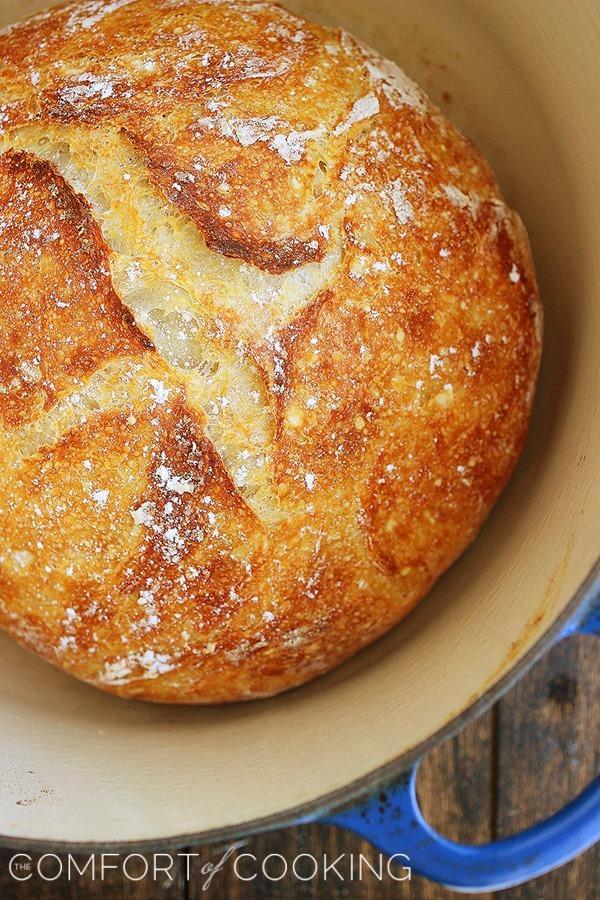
<box><xmin>0</xmin><ymin>125</ymin><xmax>347</xmax><ymax>525</ymax></box>
<box><xmin>0</xmin><ymin>0</ymin><xmax>370</xmax><ymax>274</ymax></box>
<box><xmin>2</xmin><ymin>354</ymin><xmax>167</xmax><ymax>468</ymax></box>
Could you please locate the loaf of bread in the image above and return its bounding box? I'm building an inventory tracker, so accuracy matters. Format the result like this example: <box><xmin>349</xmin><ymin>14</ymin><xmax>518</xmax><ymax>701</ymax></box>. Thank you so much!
<box><xmin>0</xmin><ymin>0</ymin><xmax>541</xmax><ymax>703</ymax></box>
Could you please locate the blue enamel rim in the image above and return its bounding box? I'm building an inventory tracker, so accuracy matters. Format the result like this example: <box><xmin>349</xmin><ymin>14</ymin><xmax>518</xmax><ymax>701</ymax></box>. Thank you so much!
<box><xmin>1</xmin><ymin>556</ymin><xmax>599</xmax><ymax>860</ymax></box>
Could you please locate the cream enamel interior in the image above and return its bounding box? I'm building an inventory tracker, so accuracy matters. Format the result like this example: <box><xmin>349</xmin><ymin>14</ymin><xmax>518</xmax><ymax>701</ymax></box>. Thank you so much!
<box><xmin>1</xmin><ymin>0</ymin><xmax>599</xmax><ymax>845</ymax></box>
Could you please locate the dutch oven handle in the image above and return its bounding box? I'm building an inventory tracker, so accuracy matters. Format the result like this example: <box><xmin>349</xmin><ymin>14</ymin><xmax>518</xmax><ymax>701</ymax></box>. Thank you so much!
<box><xmin>316</xmin><ymin>598</ymin><xmax>600</xmax><ymax>893</ymax></box>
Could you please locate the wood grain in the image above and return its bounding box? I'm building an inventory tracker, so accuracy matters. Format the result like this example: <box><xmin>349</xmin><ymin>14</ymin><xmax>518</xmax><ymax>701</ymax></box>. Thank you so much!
<box><xmin>0</xmin><ymin>636</ymin><xmax>598</xmax><ymax>898</ymax></box>
<box><xmin>493</xmin><ymin>634</ymin><xmax>600</xmax><ymax>900</ymax></box>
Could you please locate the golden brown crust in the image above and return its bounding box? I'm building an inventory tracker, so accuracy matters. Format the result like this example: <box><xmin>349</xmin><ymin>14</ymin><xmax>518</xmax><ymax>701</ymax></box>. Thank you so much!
<box><xmin>0</xmin><ymin>0</ymin><xmax>368</xmax><ymax>273</ymax></box>
<box><xmin>0</xmin><ymin>0</ymin><xmax>542</xmax><ymax>703</ymax></box>
<box><xmin>0</xmin><ymin>149</ymin><xmax>152</xmax><ymax>426</ymax></box>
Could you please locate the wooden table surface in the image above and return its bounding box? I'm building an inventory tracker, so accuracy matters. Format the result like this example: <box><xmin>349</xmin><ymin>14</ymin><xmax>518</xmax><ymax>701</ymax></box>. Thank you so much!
<box><xmin>0</xmin><ymin>633</ymin><xmax>598</xmax><ymax>899</ymax></box>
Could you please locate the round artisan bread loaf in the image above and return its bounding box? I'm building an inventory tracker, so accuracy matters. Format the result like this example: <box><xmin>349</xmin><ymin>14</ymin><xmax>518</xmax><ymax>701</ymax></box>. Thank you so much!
<box><xmin>0</xmin><ymin>0</ymin><xmax>541</xmax><ymax>703</ymax></box>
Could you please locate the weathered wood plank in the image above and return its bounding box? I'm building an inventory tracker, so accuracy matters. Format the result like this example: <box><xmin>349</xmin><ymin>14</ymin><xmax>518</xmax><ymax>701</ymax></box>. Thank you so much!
<box><xmin>412</xmin><ymin>708</ymin><xmax>495</xmax><ymax>899</ymax></box>
<box><xmin>494</xmin><ymin>633</ymin><xmax>600</xmax><ymax>899</ymax></box>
